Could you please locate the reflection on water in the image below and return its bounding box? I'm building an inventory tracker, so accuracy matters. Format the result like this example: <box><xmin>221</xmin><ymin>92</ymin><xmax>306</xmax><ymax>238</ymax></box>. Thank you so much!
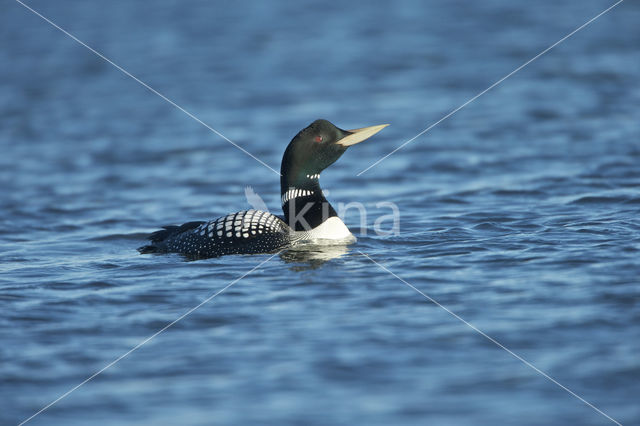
<box><xmin>280</xmin><ymin>243</ymin><xmax>351</xmax><ymax>270</ymax></box>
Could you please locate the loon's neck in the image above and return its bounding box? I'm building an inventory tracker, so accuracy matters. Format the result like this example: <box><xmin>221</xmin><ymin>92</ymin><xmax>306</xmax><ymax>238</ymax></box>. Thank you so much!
<box><xmin>280</xmin><ymin>174</ymin><xmax>338</xmax><ymax>231</ymax></box>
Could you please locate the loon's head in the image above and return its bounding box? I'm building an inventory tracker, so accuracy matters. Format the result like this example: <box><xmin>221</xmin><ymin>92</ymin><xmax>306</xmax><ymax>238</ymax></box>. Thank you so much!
<box><xmin>280</xmin><ymin>119</ymin><xmax>388</xmax><ymax>183</ymax></box>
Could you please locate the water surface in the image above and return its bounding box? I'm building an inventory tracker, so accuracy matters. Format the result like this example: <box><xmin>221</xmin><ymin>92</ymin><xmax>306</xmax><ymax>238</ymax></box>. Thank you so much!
<box><xmin>1</xmin><ymin>0</ymin><xmax>639</xmax><ymax>424</ymax></box>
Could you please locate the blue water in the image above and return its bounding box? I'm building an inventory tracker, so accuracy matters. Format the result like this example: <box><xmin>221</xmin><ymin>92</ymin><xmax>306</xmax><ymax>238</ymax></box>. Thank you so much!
<box><xmin>2</xmin><ymin>0</ymin><xmax>639</xmax><ymax>424</ymax></box>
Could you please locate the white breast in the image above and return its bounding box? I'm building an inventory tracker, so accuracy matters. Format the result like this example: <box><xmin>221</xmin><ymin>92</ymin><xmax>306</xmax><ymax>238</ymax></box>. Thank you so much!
<box><xmin>293</xmin><ymin>216</ymin><xmax>356</xmax><ymax>243</ymax></box>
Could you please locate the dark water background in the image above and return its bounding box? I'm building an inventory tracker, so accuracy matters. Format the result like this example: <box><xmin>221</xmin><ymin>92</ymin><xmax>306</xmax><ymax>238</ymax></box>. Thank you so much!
<box><xmin>1</xmin><ymin>0</ymin><xmax>639</xmax><ymax>424</ymax></box>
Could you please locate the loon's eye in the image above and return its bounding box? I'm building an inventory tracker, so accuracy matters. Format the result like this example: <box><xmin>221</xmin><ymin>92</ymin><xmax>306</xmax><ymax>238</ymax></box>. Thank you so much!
<box><xmin>314</xmin><ymin>135</ymin><xmax>323</xmax><ymax>143</ymax></box>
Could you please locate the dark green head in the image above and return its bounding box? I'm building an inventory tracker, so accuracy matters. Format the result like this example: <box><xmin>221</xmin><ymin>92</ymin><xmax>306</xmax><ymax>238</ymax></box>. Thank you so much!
<box><xmin>280</xmin><ymin>119</ymin><xmax>388</xmax><ymax>188</ymax></box>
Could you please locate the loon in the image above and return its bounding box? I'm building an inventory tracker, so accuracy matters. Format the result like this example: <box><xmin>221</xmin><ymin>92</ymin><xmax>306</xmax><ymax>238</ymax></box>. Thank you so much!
<box><xmin>138</xmin><ymin>119</ymin><xmax>388</xmax><ymax>258</ymax></box>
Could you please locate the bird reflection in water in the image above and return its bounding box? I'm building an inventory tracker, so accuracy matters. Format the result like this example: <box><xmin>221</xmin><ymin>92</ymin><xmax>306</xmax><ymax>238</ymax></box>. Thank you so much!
<box><xmin>279</xmin><ymin>243</ymin><xmax>351</xmax><ymax>270</ymax></box>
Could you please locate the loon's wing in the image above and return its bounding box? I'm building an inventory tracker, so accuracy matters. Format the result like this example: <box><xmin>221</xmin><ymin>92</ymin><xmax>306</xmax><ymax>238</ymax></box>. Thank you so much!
<box><xmin>147</xmin><ymin>221</ymin><xmax>205</xmax><ymax>243</ymax></box>
<box><xmin>138</xmin><ymin>210</ymin><xmax>291</xmax><ymax>258</ymax></box>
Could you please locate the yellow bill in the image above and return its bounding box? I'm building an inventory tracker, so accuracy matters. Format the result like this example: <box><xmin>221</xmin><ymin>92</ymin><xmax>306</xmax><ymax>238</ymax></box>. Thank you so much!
<box><xmin>336</xmin><ymin>124</ymin><xmax>389</xmax><ymax>147</ymax></box>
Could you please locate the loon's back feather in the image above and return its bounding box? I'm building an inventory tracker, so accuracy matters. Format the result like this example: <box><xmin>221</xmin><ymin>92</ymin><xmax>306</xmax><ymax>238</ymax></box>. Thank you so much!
<box><xmin>150</xmin><ymin>221</ymin><xmax>205</xmax><ymax>242</ymax></box>
<box><xmin>138</xmin><ymin>210</ymin><xmax>291</xmax><ymax>258</ymax></box>
<box><xmin>138</xmin><ymin>221</ymin><xmax>205</xmax><ymax>254</ymax></box>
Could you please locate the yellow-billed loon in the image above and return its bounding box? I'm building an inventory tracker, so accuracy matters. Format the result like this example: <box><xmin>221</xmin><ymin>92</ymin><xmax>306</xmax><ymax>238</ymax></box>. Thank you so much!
<box><xmin>138</xmin><ymin>119</ymin><xmax>388</xmax><ymax>258</ymax></box>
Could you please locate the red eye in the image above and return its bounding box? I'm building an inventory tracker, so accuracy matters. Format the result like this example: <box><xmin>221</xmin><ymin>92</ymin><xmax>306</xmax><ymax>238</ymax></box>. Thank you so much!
<box><xmin>314</xmin><ymin>135</ymin><xmax>323</xmax><ymax>143</ymax></box>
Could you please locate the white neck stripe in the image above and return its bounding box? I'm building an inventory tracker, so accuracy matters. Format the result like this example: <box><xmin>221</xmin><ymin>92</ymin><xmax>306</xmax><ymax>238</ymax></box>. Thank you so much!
<box><xmin>281</xmin><ymin>188</ymin><xmax>314</xmax><ymax>205</ymax></box>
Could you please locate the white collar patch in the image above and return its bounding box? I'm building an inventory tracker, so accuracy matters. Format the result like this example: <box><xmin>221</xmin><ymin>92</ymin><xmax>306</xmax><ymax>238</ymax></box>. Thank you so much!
<box><xmin>281</xmin><ymin>188</ymin><xmax>314</xmax><ymax>205</ymax></box>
